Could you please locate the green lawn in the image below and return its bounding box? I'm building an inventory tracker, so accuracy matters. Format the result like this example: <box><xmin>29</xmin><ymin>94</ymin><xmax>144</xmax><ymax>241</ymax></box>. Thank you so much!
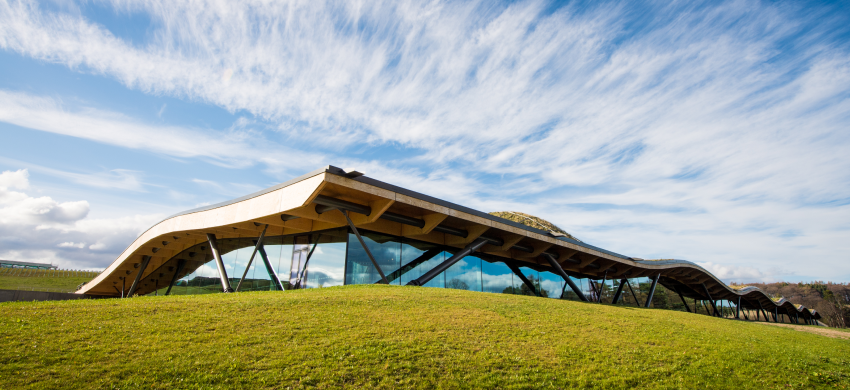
<box><xmin>1</xmin><ymin>285</ymin><xmax>848</xmax><ymax>389</ymax></box>
<box><xmin>0</xmin><ymin>272</ymin><xmax>94</xmax><ymax>293</ymax></box>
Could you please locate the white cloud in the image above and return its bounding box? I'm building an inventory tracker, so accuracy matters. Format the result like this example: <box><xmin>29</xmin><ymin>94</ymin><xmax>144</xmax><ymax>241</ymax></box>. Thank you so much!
<box><xmin>696</xmin><ymin>262</ymin><xmax>769</xmax><ymax>283</ymax></box>
<box><xmin>0</xmin><ymin>169</ymin><xmax>90</xmax><ymax>226</ymax></box>
<box><xmin>0</xmin><ymin>168</ymin><xmax>162</xmax><ymax>269</ymax></box>
<box><xmin>0</xmin><ymin>0</ymin><xmax>848</xmax><ymax>281</ymax></box>
<box><xmin>0</xmin><ymin>169</ymin><xmax>29</xmax><ymax>189</ymax></box>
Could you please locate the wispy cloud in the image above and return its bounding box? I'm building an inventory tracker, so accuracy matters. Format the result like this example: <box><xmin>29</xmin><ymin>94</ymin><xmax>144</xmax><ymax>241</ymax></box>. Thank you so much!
<box><xmin>0</xmin><ymin>168</ymin><xmax>161</xmax><ymax>269</ymax></box>
<box><xmin>0</xmin><ymin>0</ymin><xmax>848</xmax><ymax>280</ymax></box>
<box><xmin>0</xmin><ymin>89</ymin><xmax>325</xmax><ymax>175</ymax></box>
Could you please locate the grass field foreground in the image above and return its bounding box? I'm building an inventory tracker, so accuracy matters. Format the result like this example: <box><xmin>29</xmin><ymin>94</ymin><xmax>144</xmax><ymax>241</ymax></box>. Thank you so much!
<box><xmin>1</xmin><ymin>285</ymin><xmax>849</xmax><ymax>389</ymax></box>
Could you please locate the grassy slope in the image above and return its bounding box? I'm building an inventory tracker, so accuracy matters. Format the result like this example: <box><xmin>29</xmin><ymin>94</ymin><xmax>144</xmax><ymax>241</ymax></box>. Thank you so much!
<box><xmin>1</xmin><ymin>285</ymin><xmax>848</xmax><ymax>389</ymax></box>
<box><xmin>0</xmin><ymin>274</ymin><xmax>93</xmax><ymax>292</ymax></box>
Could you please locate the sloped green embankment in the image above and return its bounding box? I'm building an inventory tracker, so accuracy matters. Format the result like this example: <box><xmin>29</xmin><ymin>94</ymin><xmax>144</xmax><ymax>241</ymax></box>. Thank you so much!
<box><xmin>1</xmin><ymin>285</ymin><xmax>848</xmax><ymax>389</ymax></box>
<box><xmin>0</xmin><ymin>268</ymin><xmax>97</xmax><ymax>292</ymax></box>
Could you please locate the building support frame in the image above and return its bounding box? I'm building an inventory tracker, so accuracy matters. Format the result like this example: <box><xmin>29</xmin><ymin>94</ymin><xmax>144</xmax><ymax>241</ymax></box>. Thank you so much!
<box><xmin>507</xmin><ymin>263</ymin><xmax>541</xmax><ymax>297</ymax></box>
<box><xmin>542</xmin><ymin>253</ymin><xmax>587</xmax><ymax>302</ymax></box>
<box><xmin>408</xmin><ymin>237</ymin><xmax>488</xmax><ymax>287</ymax></box>
<box><xmin>235</xmin><ymin>224</ymin><xmax>268</xmax><ymax>292</ymax></box>
<box><xmin>644</xmin><ymin>273</ymin><xmax>660</xmax><ymax>308</ymax></box>
<box><xmin>126</xmin><ymin>255</ymin><xmax>152</xmax><ymax>297</ymax></box>
<box><xmin>206</xmin><ymin>233</ymin><xmax>234</xmax><ymax>293</ymax></box>
<box><xmin>165</xmin><ymin>259</ymin><xmax>187</xmax><ymax>296</ymax></box>
<box><xmin>344</xmin><ymin>211</ymin><xmax>389</xmax><ymax>284</ymax></box>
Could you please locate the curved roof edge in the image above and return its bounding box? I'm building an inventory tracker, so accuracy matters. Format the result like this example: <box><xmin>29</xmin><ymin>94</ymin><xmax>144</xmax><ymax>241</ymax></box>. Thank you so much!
<box><xmin>77</xmin><ymin>165</ymin><xmax>821</xmax><ymax>321</ymax></box>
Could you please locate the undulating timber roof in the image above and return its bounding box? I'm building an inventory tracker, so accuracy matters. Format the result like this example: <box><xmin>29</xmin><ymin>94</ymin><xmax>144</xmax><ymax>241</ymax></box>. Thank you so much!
<box><xmin>77</xmin><ymin>165</ymin><xmax>820</xmax><ymax>320</ymax></box>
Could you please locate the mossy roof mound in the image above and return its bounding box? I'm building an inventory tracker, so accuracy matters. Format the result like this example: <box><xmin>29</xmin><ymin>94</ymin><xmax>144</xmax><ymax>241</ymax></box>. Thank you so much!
<box><xmin>489</xmin><ymin>211</ymin><xmax>582</xmax><ymax>242</ymax></box>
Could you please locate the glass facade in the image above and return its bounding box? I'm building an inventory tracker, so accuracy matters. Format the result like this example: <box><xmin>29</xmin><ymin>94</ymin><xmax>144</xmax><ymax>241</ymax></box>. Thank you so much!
<box><xmin>149</xmin><ymin>228</ymin><xmax>680</xmax><ymax>309</ymax></box>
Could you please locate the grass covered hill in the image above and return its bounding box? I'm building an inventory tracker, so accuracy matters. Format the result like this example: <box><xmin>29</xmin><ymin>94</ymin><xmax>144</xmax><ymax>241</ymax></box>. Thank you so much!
<box><xmin>489</xmin><ymin>211</ymin><xmax>583</xmax><ymax>242</ymax></box>
<box><xmin>0</xmin><ymin>267</ymin><xmax>99</xmax><ymax>293</ymax></box>
<box><xmin>2</xmin><ymin>285</ymin><xmax>849</xmax><ymax>389</ymax></box>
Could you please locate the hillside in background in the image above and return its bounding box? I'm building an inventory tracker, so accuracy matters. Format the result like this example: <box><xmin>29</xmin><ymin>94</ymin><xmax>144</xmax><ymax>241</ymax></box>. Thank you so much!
<box><xmin>733</xmin><ymin>281</ymin><xmax>850</xmax><ymax>328</ymax></box>
<box><xmin>1</xmin><ymin>285</ymin><xmax>848</xmax><ymax>389</ymax></box>
<box><xmin>0</xmin><ymin>268</ymin><xmax>100</xmax><ymax>293</ymax></box>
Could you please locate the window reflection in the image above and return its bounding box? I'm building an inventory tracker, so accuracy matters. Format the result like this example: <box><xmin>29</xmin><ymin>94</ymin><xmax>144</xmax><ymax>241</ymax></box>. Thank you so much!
<box><xmin>445</xmin><ymin>254</ymin><xmax>482</xmax><ymax>292</ymax></box>
<box><xmin>149</xmin><ymin>226</ymin><xmax>630</xmax><ymax>305</ymax></box>
<box><xmin>345</xmin><ymin>231</ymin><xmax>401</xmax><ymax>285</ymax></box>
<box><xmin>481</xmin><ymin>260</ymin><xmax>514</xmax><ymax>294</ymax></box>
<box><xmin>539</xmin><ymin>271</ymin><xmax>564</xmax><ymax>299</ymax></box>
<box><xmin>303</xmin><ymin>230</ymin><xmax>347</xmax><ymax>288</ymax></box>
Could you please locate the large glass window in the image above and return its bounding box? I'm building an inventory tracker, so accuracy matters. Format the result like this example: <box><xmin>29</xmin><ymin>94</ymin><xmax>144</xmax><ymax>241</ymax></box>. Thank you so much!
<box><xmin>561</xmin><ymin>276</ymin><xmax>583</xmax><ymax>301</ymax></box>
<box><xmin>539</xmin><ymin>271</ymin><xmax>564</xmax><ymax>299</ymax></box>
<box><xmin>507</xmin><ymin>267</ymin><xmax>541</xmax><ymax>296</ymax></box>
<box><xmin>397</xmin><ymin>241</ymin><xmax>445</xmax><ymax>287</ymax></box>
<box><xmin>345</xmin><ymin>231</ymin><xmax>401</xmax><ymax>285</ymax></box>
<box><xmin>302</xmin><ymin>230</ymin><xmax>348</xmax><ymax>288</ymax></box>
<box><xmin>444</xmin><ymin>254</ymin><xmax>482</xmax><ymax>292</ymax></box>
<box><xmin>481</xmin><ymin>260</ymin><xmax>514</xmax><ymax>294</ymax></box>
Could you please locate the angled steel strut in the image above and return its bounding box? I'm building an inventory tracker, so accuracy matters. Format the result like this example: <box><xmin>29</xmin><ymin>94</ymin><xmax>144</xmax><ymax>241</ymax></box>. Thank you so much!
<box><xmin>597</xmin><ymin>270</ymin><xmax>609</xmax><ymax>303</ymax></box>
<box><xmin>207</xmin><ymin>233</ymin><xmax>234</xmax><ymax>293</ymax></box>
<box><xmin>542</xmin><ymin>253</ymin><xmax>587</xmax><ymax>302</ymax></box>
<box><xmin>408</xmin><ymin>237</ymin><xmax>488</xmax><ymax>287</ymax></box>
<box><xmin>626</xmin><ymin>280</ymin><xmax>640</xmax><ymax>305</ymax></box>
<box><xmin>701</xmin><ymin>283</ymin><xmax>718</xmax><ymax>316</ymax></box>
<box><xmin>644</xmin><ymin>273</ymin><xmax>660</xmax><ymax>308</ymax></box>
<box><xmin>235</xmin><ymin>224</ymin><xmax>268</xmax><ymax>292</ymax></box>
<box><xmin>257</xmin><ymin>244</ymin><xmax>284</xmax><ymax>291</ymax></box>
<box><xmin>674</xmin><ymin>287</ymin><xmax>691</xmax><ymax>313</ymax></box>
<box><xmin>127</xmin><ymin>255</ymin><xmax>152</xmax><ymax>297</ymax></box>
<box><xmin>343</xmin><ymin>211</ymin><xmax>389</xmax><ymax>284</ymax></box>
<box><xmin>382</xmin><ymin>248</ymin><xmax>442</xmax><ymax>284</ymax></box>
<box><xmin>611</xmin><ymin>278</ymin><xmax>627</xmax><ymax>304</ymax></box>
<box><xmin>507</xmin><ymin>263</ymin><xmax>540</xmax><ymax>297</ymax></box>
<box><xmin>165</xmin><ymin>259</ymin><xmax>187</xmax><ymax>296</ymax></box>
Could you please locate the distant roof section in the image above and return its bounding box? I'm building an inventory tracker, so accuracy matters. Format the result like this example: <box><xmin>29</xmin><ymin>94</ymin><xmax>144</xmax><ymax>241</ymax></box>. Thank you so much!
<box><xmin>0</xmin><ymin>259</ymin><xmax>58</xmax><ymax>269</ymax></box>
<box><xmin>489</xmin><ymin>211</ymin><xmax>583</xmax><ymax>243</ymax></box>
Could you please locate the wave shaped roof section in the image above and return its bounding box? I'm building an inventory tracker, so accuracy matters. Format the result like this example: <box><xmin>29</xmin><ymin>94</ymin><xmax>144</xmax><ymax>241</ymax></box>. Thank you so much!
<box><xmin>77</xmin><ymin>166</ymin><xmax>820</xmax><ymax>321</ymax></box>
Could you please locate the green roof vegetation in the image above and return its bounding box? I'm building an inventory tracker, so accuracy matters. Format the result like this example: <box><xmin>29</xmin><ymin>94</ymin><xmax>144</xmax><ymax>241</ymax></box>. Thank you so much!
<box><xmin>489</xmin><ymin>211</ymin><xmax>582</xmax><ymax>242</ymax></box>
<box><xmin>1</xmin><ymin>285</ymin><xmax>848</xmax><ymax>388</ymax></box>
<box><xmin>0</xmin><ymin>268</ymin><xmax>99</xmax><ymax>293</ymax></box>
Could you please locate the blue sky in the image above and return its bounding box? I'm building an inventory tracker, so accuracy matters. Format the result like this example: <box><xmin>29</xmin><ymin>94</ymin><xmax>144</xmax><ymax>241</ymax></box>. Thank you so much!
<box><xmin>0</xmin><ymin>0</ymin><xmax>849</xmax><ymax>282</ymax></box>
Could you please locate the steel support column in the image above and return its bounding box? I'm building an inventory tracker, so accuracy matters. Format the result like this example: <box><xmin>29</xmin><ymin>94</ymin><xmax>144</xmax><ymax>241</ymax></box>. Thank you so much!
<box><xmin>674</xmin><ymin>287</ymin><xmax>691</xmax><ymax>313</ymax></box>
<box><xmin>736</xmin><ymin>296</ymin><xmax>741</xmax><ymax>319</ymax></box>
<box><xmin>408</xmin><ymin>238</ymin><xmax>488</xmax><ymax>286</ymax></box>
<box><xmin>206</xmin><ymin>233</ymin><xmax>234</xmax><ymax>293</ymax></box>
<box><xmin>383</xmin><ymin>248</ymin><xmax>441</xmax><ymax>284</ymax></box>
<box><xmin>611</xmin><ymin>278</ymin><xmax>627</xmax><ymax>304</ymax></box>
<box><xmin>257</xmin><ymin>244</ymin><xmax>284</xmax><ymax>291</ymax></box>
<box><xmin>126</xmin><ymin>255</ymin><xmax>152</xmax><ymax>297</ymax></box>
<box><xmin>508</xmin><ymin>263</ymin><xmax>540</xmax><ymax>297</ymax></box>
<box><xmin>756</xmin><ymin>300</ymin><xmax>768</xmax><ymax>322</ymax></box>
<box><xmin>627</xmin><ymin>280</ymin><xmax>639</xmax><ymax>305</ymax></box>
<box><xmin>542</xmin><ymin>253</ymin><xmax>587</xmax><ymax>302</ymax></box>
<box><xmin>597</xmin><ymin>270</ymin><xmax>609</xmax><ymax>303</ymax></box>
<box><xmin>235</xmin><ymin>224</ymin><xmax>268</xmax><ymax>292</ymax></box>
<box><xmin>165</xmin><ymin>259</ymin><xmax>187</xmax><ymax>296</ymax></box>
<box><xmin>590</xmin><ymin>280</ymin><xmax>603</xmax><ymax>302</ymax></box>
<box><xmin>644</xmin><ymin>273</ymin><xmax>660</xmax><ymax>308</ymax></box>
<box><xmin>344</xmin><ymin>211</ymin><xmax>389</xmax><ymax>284</ymax></box>
<box><xmin>701</xmin><ymin>283</ymin><xmax>719</xmax><ymax>316</ymax></box>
